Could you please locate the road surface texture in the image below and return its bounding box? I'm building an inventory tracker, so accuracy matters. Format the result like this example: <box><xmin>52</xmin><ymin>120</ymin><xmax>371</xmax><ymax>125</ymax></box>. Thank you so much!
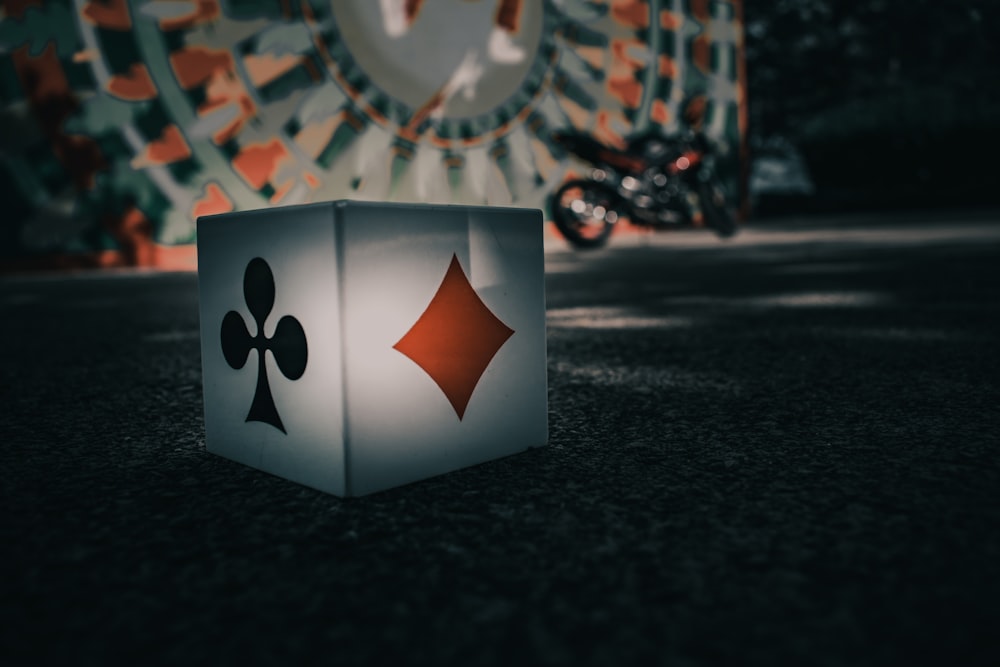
<box><xmin>3</xmin><ymin>211</ymin><xmax>999</xmax><ymax>666</ymax></box>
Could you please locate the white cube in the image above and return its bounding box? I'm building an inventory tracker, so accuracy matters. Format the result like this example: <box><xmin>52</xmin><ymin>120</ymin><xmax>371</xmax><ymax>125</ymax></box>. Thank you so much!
<box><xmin>197</xmin><ymin>201</ymin><xmax>547</xmax><ymax>497</ymax></box>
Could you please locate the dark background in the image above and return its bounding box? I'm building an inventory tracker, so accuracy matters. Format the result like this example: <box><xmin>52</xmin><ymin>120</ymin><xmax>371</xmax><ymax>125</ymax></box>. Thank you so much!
<box><xmin>744</xmin><ymin>0</ymin><xmax>1000</xmax><ymax>215</ymax></box>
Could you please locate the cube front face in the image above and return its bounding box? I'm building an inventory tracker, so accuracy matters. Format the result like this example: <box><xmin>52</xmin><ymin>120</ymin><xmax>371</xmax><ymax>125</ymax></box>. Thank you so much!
<box><xmin>198</xmin><ymin>204</ymin><xmax>348</xmax><ymax>496</ymax></box>
<box><xmin>198</xmin><ymin>201</ymin><xmax>547</xmax><ymax>497</ymax></box>
<box><xmin>338</xmin><ymin>204</ymin><xmax>547</xmax><ymax>496</ymax></box>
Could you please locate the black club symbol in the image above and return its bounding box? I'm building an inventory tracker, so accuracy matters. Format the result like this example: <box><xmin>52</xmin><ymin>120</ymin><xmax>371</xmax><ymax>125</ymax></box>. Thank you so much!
<box><xmin>221</xmin><ymin>257</ymin><xmax>307</xmax><ymax>434</ymax></box>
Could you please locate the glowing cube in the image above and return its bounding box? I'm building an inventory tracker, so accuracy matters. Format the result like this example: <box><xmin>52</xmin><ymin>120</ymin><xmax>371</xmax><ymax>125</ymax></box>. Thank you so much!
<box><xmin>197</xmin><ymin>201</ymin><xmax>547</xmax><ymax>496</ymax></box>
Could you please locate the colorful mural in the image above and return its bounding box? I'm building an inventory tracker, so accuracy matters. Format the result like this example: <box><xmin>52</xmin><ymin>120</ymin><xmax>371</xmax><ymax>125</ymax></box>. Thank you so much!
<box><xmin>0</xmin><ymin>0</ymin><xmax>746</xmax><ymax>270</ymax></box>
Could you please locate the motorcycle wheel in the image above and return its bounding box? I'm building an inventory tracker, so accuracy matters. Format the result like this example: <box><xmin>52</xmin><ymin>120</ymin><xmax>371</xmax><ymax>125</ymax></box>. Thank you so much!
<box><xmin>697</xmin><ymin>178</ymin><xmax>738</xmax><ymax>238</ymax></box>
<box><xmin>551</xmin><ymin>180</ymin><xmax>619</xmax><ymax>249</ymax></box>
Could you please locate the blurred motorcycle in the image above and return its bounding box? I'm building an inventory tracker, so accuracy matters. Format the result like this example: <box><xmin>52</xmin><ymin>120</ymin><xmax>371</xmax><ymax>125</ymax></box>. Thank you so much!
<box><xmin>548</xmin><ymin>127</ymin><xmax>738</xmax><ymax>249</ymax></box>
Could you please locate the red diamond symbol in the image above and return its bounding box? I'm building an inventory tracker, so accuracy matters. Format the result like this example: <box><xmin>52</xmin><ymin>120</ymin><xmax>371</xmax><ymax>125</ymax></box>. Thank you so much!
<box><xmin>393</xmin><ymin>254</ymin><xmax>515</xmax><ymax>420</ymax></box>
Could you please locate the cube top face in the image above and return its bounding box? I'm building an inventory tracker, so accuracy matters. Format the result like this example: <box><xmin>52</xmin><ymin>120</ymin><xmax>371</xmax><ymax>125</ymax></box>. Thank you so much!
<box><xmin>198</xmin><ymin>201</ymin><xmax>547</xmax><ymax>497</ymax></box>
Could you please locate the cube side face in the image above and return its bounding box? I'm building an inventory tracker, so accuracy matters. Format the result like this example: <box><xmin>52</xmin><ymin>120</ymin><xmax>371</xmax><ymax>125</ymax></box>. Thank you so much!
<box><xmin>197</xmin><ymin>204</ymin><xmax>348</xmax><ymax>497</ymax></box>
<box><xmin>337</xmin><ymin>202</ymin><xmax>547</xmax><ymax>496</ymax></box>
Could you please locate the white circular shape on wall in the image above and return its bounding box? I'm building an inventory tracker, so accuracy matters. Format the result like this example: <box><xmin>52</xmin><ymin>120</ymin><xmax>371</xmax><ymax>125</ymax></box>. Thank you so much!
<box><xmin>332</xmin><ymin>0</ymin><xmax>544</xmax><ymax>118</ymax></box>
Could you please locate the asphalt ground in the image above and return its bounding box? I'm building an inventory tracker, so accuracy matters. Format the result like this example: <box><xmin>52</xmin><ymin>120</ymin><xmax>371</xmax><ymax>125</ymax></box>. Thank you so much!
<box><xmin>2</xmin><ymin>211</ymin><xmax>1000</xmax><ymax>666</ymax></box>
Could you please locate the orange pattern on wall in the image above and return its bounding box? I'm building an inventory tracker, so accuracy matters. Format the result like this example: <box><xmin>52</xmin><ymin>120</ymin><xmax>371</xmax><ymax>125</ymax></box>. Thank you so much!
<box><xmin>107</xmin><ymin>64</ymin><xmax>157</xmax><ymax>101</ymax></box>
<box><xmin>81</xmin><ymin>0</ymin><xmax>131</xmax><ymax>31</ymax></box>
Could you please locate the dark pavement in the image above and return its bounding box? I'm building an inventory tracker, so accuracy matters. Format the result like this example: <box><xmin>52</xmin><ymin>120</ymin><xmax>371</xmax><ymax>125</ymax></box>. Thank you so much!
<box><xmin>2</xmin><ymin>211</ymin><xmax>1000</xmax><ymax>666</ymax></box>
